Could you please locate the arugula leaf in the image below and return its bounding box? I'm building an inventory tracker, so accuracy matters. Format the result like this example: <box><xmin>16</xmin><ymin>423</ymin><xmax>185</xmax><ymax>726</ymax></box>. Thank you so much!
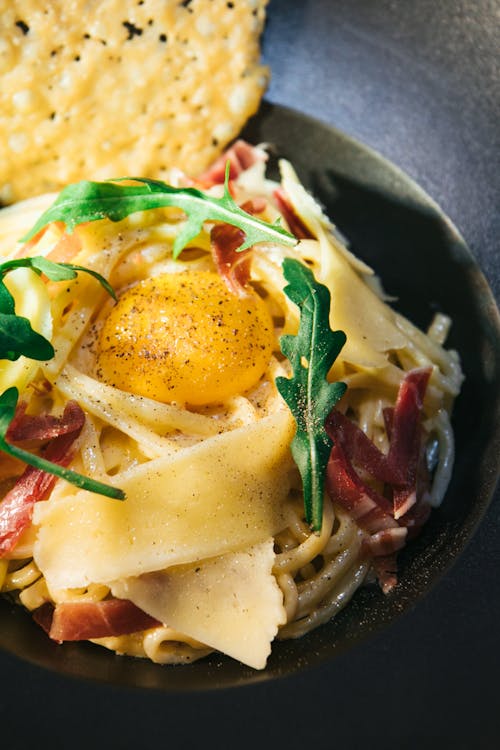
<box><xmin>21</xmin><ymin>171</ymin><xmax>297</xmax><ymax>258</ymax></box>
<box><xmin>0</xmin><ymin>256</ymin><xmax>117</xmax><ymax>301</ymax></box>
<box><xmin>0</xmin><ymin>312</ymin><xmax>54</xmax><ymax>362</ymax></box>
<box><xmin>0</xmin><ymin>281</ymin><xmax>15</xmax><ymax>315</ymax></box>
<box><xmin>0</xmin><ymin>258</ymin><xmax>122</xmax><ymax>498</ymax></box>
<box><xmin>0</xmin><ymin>387</ymin><xmax>18</xmax><ymax>435</ymax></box>
<box><xmin>0</xmin><ymin>255</ymin><xmax>117</xmax><ymax>363</ymax></box>
<box><xmin>0</xmin><ymin>169</ymin><xmax>294</xmax><ymax>504</ymax></box>
<box><xmin>276</xmin><ymin>259</ymin><xmax>347</xmax><ymax>532</ymax></box>
<box><xmin>0</xmin><ymin>388</ymin><xmax>125</xmax><ymax>500</ymax></box>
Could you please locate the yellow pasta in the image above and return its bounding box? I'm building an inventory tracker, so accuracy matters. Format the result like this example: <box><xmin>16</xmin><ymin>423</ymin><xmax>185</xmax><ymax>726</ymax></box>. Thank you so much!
<box><xmin>0</xmin><ymin>146</ymin><xmax>463</xmax><ymax>669</ymax></box>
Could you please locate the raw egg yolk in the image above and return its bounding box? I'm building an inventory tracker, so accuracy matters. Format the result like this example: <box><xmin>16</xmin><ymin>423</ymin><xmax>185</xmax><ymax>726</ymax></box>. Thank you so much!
<box><xmin>96</xmin><ymin>271</ymin><xmax>275</xmax><ymax>405</ymax></box>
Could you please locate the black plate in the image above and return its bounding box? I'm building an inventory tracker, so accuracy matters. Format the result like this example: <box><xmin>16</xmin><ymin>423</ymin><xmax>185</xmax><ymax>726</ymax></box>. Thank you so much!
<box><xmin>1</xmin><ymin>103</ymin><xmax>499</xmax><ymax>692</ymax></box>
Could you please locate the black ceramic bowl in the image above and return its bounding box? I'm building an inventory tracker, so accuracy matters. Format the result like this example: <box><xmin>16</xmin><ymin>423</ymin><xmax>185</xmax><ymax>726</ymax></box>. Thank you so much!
<box><xmin>1</xmin><ymin>104</ymin><xmax>499</xmax><ymax>691</ymax></box>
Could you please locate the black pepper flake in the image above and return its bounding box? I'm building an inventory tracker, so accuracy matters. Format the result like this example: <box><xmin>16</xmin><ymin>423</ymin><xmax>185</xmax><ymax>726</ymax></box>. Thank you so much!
<box><xmin>123</xmin><ymin>20</ymin><xmax>143</xmax><ymax>40</ymax></box>
<box><xmin>15</xmin><ymin>20</ymin><xmax>29</xmax><ymax>35</ymax></box>
<box><xmin>159</xmin><ymin>33</ymin><xmax>167</xmax><ymax>43</ymax></box>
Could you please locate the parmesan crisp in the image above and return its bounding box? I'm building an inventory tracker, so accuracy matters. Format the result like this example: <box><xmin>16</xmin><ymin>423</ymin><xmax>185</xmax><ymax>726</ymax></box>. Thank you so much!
<box><xmin>0</xmin><ymin>0</ymin><xmax>269</xmax><ymax>203</ymax></box>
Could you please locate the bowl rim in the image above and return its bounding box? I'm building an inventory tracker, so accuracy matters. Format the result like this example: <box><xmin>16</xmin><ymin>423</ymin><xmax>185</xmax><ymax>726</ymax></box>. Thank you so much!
<box><xmin>1</xmin><ymin>101</ymin><xmax>499</xmax><ymax>693</ymax></box>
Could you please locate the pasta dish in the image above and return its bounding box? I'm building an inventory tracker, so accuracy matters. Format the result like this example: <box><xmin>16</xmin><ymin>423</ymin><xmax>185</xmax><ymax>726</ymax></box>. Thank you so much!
<box><xmin>0</xmin><ymin>142</ymin><xmax>463</xmax><ymax>669</ymax></box>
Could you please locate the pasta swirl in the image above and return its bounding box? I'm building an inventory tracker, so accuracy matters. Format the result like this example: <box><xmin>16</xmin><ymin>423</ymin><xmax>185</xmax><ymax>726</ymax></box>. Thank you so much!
<box><xmin>0</xmin><ymin>147</ymin><xmax>463</xmax><ymax>669</ymax></box>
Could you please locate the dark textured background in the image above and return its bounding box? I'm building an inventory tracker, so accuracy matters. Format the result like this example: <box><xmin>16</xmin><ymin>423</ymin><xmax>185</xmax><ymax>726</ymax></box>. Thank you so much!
<box><xmin>1</xmin><ymin>2</ymin><xmax>499</xmax><ymax>747</ymax></box>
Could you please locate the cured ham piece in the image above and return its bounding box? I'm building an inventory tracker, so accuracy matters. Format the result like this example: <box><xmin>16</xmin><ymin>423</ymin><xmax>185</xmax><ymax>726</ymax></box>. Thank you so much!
<box><xmin>326</xmin><ymin>444</ymin><xmax>406</xmax><ymax>595</ymax></box>
<box><xmin>31</xmin><ymin>601</ymin><xmax>54</xmax><ymax>635</ymax></box>
<box><xmin>366</xmin><ymin>528</ymin><xmax>408</xmax><ymax>557</ymax></box>
<box><xmin>7</xmin><ymin>400</ymin><xmax>84</xmax><ymax>442</ymax></box>
<box><xmin>398</xmin><ymin>499</ymin><xmax>432</xmax><ymax>540</ymax></box>
<box><xmin>210</xmin><ymin>200</ymin><xmax>265</xmax><ymax>294</ymax></box>
<box><xmin>326</xmin><ymin>443</ymin><xmax>402</xmax><ymax>536</ymax></box>
<box><xmin>33</xmin><ymin>599</ymin><xmax>161</xmax><ymax>641</ymax></box>
<box><xmin>15</xmin><ymin>222</ymin><xmax>79</xmax><ymax>260</ymax></box>
<box><xmin>198</xmin><ymin>140</ymin><xmax>266</xmax><ymax>185</ymax></box>
<box><xmin>211</xmin><ymin>224</ymin><xmax>251</xmax><ymax>294</ymax></box>
<box><xmin>0</xmin><ymin>402</ymin><xmax>85</xmax><ymax>557</ymax></box>
<box><xmin>240</xmin><ymin>197</ymin><xmax>267</xmax><ymax>216</ymax></box>
<box><xmin>326</xmin><ymin>368</ymin><xmax>433</xmax><ymax>593</ymax></box>
<box><xmin>370</xmin><ymin>555</ymin><xmax>399</xmax><ymax>595</ymax></box>
<box><xmin>273</xmin><ymin>187</ymin><xmax>314</xmax><ymax>240</ymax></box>
<box><xmin>325</xmin><ymin>408</ymin><xmax>401</xmax><ymax>485</ymax></box>
<box><xmin>386</xmin><ymin>367</ymin><xmax>432</xmax><ymax>519</ymax></box>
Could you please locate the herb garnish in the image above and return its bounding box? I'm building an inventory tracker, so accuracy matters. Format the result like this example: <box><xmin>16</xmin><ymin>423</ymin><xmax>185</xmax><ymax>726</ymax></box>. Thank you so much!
<box><xmin>22</xmin><ymin>167</ymin><xmax>297</xmax><ymax>258</ymax></box>
<box><xmin>6</xmin><ymin>169</ymin><xmax>297</xmax><ymax>501</ymax></box>
<box><xmin>0</xmin><ymin>256</ymin><xmax>116</xmax><ymax>362</ymax></box>
<box><xmin>0</xmin><ymin>387</ymin><xmax>124</xmax><ymax>499</ymax></box>
<box><xmin>276</xmin><ymin>259</ymin><xmax>347</xmax><ymax>532</ymax></box>
<box><xmin>0</xmin><ymin>257</ymin><xmax>124</xmax><ymax>500</ymax></box>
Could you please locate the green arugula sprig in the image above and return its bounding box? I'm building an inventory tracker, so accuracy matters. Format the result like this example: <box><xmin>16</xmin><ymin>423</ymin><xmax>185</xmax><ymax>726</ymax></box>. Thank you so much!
<box><xmin>0</xmin><ymin>256</ymin><xmax>124</xmax><ymax>500</ymax></box>
<box><xmin>3</xmin><ymin>167</ymin><xmax>297</xmax><ymax>500</ymax></box>
<box><xmin>22</xmin><ymin>167</ymin><xmax>297</xmax><ymax>258</ymax></box>
<box><xmin>0</xmin><ymin>387</ymin><xmax>124</xmax><ymax>499</ymax></box>
<box><xmin>276</xmin><ymin>259</ymin><xmax>347</xmax><ymax>532</ymax></box>
<box><xmin>0</xmin><ymin>255</ymin><xmax>116</xmax><ymax>362</ymax></box>
<box><xmin>5</xmin><ymin>168</ymin><xmax>296</xmax><ymax>502</ymax></box>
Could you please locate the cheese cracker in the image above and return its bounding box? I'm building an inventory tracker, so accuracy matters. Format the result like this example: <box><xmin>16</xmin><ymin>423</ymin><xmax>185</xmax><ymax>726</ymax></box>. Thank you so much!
<box><xmin>0</xmin><ymin>0</ymin><xmax>269</xmax><ymax>203</ymax></box>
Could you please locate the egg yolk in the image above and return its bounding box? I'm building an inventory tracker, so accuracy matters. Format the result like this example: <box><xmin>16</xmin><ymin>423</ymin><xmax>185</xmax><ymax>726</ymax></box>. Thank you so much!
<box><xmin>95</xmin><ymin>271</ymin><xmax>275</xmax><ymax>405</ymax></box>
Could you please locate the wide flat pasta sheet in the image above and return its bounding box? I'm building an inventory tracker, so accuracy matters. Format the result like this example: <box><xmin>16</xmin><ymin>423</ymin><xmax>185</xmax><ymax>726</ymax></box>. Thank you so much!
<box><xmin>33</xmin><ymin>408</ymin><xmax>295</xmax><ymax>589</ymax></box>
<box><xmin>111</xmin><ymin>539</ymin><xmax>286</xmax><ymax>670</ymax></box>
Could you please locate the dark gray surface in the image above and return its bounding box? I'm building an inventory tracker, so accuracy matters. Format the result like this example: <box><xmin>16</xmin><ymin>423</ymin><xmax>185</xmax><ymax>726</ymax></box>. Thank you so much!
<box><xmin>1</xmin><ymin>2</ymin><xmax>499</xmax><ymax>748</ymax></box>
<box><xmin>266</xmin><ymin>0</ymin><xmax>500</xmax><ymax>301</ymax></box>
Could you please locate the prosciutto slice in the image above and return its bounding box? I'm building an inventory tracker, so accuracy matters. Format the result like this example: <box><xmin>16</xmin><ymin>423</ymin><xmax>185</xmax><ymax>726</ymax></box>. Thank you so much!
<box><xmin>326</xmin><ymin>408</ymin><xmax>400</xmax><ymax>485</ymax></box>
<box><xmin>273</xmin><ymin>187</ymin><xmax>314</xmax><ymax>240</ymax></box>
<box><xmin>386</xmin><ymin>367</ymin><xmax>432</xmax><ymax>519</ymax></box>
<box><xmin>211</xmin><ymin>223</ymin><xmax>252</xmax><ymax>295</ymax></box>
<box><xmin>326</xmin><ymin>443</ymin><xmax>398</xmax><ymax>534</ymax></box>
<box><xmin>326</xmin><ymin>444</ymin><xmax>408</xmax><ymax>594</ymax></box>
<box><xmin>326</xmin><ymin>368</ymin><xmax>432</xmax><ymax>593</ymax></box>
<box><xmin>6</xmin><ymin>400</ymin><xmax>84</xmax><ymax>442</ymax></box>
<box><xmin>33</xmin><ymin>599</ymin><xmax>160</xmax><ymax>641</ymax></box>
<box><xmin>198</xmin><ymin>140</ymin><xmax>266</xmax><ymax>185</ymax></box>
<box><xmin>0</xmin><ymin>402</ymin><xmax>85</xmax><ymax>557</ymax></box>
<box><xmin>370</xmin><ymin>555</ymin><xmax>399</xmax><ymax>596</ymax></box>
<box><xmin>210</xmin><ymin>199</ymin><xmax>265</xmax><ymax>294</ymax></box>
